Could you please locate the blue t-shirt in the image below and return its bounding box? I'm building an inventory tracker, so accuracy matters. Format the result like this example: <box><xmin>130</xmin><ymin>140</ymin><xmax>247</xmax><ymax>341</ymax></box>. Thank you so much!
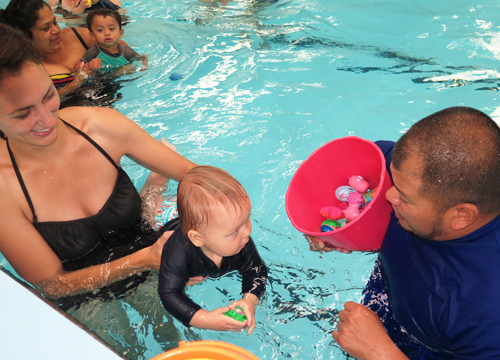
<box><xmin>371</xmin><ymin>141</ymin><xmax>500</xmax><ymax>359</ymax></box>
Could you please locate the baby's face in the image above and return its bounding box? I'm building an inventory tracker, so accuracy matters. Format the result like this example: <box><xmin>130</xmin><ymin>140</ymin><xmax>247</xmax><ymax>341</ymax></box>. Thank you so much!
<box><xmin>90</xmin><ymin>15</ymin><xmax>123</xmax><ymax>50</ymax></box>
<box><xmin>198</xmin><ymin>201</ymin><xmax>252</xmax><ymax>259</ymax></box>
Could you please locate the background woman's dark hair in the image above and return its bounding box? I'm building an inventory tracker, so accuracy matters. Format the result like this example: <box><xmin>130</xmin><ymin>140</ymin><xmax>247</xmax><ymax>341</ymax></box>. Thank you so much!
<box><xmin>0</xmin><ymin>23</ymin><xmax>42</xmax><ymax>140</ymax></box>
<box><xmin>0</xmin><ymin>0</ymin><xmax>48</xmax><ymax>38</ymax></box>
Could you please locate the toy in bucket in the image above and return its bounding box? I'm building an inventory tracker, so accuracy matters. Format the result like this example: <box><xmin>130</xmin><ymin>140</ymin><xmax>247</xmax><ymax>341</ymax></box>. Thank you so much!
<box><xmin>285</xmin><ymin>136</ymin><xmax>393</xmax><ymax>251</ymax></box>
<box><xmin>320</xmin><ymin>176</ymin><xmax>378</xmax><ymax>227</ymax></box>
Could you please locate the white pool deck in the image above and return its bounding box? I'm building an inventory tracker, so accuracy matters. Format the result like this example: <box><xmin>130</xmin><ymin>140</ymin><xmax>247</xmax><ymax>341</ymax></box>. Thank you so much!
<box><xmin>0</xmin><ymin>270</ymin><xmax>124</xmax><ymax>360</ymax></box>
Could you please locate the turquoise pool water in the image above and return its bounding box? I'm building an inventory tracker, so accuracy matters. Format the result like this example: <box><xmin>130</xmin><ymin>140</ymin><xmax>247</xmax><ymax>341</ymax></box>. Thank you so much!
<box><xmin>2</xmin><ymin>0</ymin><xmax>500</xmax><ymax>359</ymax></box>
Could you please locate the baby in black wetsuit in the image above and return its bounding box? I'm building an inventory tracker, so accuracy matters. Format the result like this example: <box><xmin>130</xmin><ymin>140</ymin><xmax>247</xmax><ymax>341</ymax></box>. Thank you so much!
<box><xmin>156</xmin><ymin>166</ymin><xmax>267</xmax><ymax>334</ymax></box>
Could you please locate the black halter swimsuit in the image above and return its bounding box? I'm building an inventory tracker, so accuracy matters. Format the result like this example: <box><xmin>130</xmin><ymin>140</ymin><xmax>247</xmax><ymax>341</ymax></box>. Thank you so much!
<box><xmin>6</xmin><ymin>119</ymin><xmax>152</xmax><ymax>271</ymax></box>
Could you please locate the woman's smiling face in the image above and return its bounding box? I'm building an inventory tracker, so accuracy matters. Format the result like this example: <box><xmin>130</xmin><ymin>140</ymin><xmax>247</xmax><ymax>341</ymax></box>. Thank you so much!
<box><xmin>0</xmin><ymin>63</ymin><xmax>60</xmax><ymax>147</ymax></box>
<box><xmin>31</xmin><ymin>5</ymin><xmax>61</xmax><ymax>54</ymax></box>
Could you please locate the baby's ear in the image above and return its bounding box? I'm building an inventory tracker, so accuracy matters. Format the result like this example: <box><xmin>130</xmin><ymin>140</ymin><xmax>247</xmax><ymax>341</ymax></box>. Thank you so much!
<box><xmin>187</xmin><ymin>229</ymin><xmax>204</xmax><ymax>247</ymax></box>
<box><xmin>120</xmin><ymin>28</ymin><xmax>124</xmax><ymax>38</ymax></box>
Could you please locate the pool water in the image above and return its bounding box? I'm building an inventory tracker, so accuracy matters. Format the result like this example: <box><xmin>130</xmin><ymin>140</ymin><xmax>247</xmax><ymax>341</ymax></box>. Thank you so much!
<box><xmin>2</xmin><ymin>0</ymin><xmax>500</xmax><ymax>359</ymax></box>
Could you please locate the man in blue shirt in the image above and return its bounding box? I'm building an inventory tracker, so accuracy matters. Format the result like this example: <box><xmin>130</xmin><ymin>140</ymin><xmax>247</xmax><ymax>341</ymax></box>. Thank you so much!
<box><xmin>312</xmin><ymin>107</ymin><xmax>500</xmax><ymax>359</ymax></box>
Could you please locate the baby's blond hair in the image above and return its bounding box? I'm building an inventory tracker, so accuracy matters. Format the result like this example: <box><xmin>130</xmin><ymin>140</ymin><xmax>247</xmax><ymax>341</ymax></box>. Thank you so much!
<box><xmin>177</xmin><ymin>166</ymin><xmax>250</xmax><ymax>235</ymax></box>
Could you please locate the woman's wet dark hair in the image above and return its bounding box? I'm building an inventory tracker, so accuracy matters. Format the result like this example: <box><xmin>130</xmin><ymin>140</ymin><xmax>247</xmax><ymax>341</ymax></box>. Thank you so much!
<box><xmin>0</xmin><ymin>23</ymin><xmax>42</xmax><ymax>140</ymax></box>
<box><xmin>0</xmin><ymin>0</ymin><xmax>48</xmax><ymax>39</ymax></box>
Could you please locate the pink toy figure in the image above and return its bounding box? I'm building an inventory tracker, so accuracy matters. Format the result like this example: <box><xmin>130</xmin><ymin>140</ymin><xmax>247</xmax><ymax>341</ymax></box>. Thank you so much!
<box><xmin>337</xmin><ymin>201</ymin><xmax>348</xmax><ymax>211</ymax></box>
<box><xmin>343</xmin><ymin>203</ymin><xmax>361</xmax><ymax>222</ymax></box>
<box><xmin>320</xmin><ymin>206</ymin><xmax>345</xmax><ymax>220</ymax></box>
<box><xmin>347</xmin><ymin>190</ymin><xmax>365</xmax><ymax>208</ymax></box>
<box><xmin>348</xmin><ymin>175</ymin><xmax>370</xmax><ymax>193</ymax></box>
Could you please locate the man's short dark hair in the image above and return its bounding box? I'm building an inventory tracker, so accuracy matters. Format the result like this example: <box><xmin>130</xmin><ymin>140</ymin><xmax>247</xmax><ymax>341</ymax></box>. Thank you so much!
<box><xmin>86</xmin><ymin>9</ymin><xmax>122</xmax><ymax>31</ymax></box>
<box><xmin>392</xmin><ymin>106</ymin><xmax>500</xmax><ymax>215</ymax></box>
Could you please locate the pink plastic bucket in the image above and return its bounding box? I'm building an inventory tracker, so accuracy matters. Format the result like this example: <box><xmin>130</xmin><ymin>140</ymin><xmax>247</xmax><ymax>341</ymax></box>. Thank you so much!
<box><xmin>285</xmin><ymin>136</ymin><xmax>393</xmax><ymax>251</ymax></box>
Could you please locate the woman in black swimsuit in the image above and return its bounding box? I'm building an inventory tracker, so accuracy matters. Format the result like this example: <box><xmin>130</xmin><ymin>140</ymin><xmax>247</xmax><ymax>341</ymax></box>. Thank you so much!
<box><xmin>0</xmin><ymin>24</ymin><xmax>197</xmax><ymax>299</ymax></box>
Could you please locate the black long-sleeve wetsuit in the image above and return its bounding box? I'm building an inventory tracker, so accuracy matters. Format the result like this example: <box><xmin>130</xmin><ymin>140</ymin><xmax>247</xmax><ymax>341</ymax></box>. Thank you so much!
<box><xmin>158</xmin><ymin>217</ymin><xmax>267</xmax><ymax>326</ymax></box>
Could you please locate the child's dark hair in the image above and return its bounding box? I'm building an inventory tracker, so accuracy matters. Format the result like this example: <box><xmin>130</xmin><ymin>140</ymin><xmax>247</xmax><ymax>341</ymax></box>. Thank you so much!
<box><xmin>86</xmin><ymin>9</ymin><xmax>122</xmax><ymax>31</ymax></box>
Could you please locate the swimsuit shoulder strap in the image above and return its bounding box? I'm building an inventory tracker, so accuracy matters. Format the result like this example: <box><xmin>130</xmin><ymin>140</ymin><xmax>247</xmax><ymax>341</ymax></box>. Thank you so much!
<box><xmin>70</xmin><ymin>27</ymin><xmax>89</xmax><ymax>51</ymax></box>
<box><xmin>5</xmin><ymin>118</ymin><xmax>119</xmax><ymax>224</ymax></box>
<box><xmin>59</xmin><ymin>118</ymin><xmax>119</xmax><ymax>169</ymax></box>
<box><xmin>6</xmin><ymin>140</ymin><xmax>38</xmax><ymax>223</ymax></box>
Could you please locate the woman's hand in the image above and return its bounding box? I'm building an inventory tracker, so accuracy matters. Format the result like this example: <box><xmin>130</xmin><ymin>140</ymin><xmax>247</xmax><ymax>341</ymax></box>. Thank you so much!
<box><xmin>333</xmin><ymin>301</ymin><xmax>408</xmax><ymax>360</ymax></box>
<box><xmin>146</xmin><ymin>230</ymin><xmax>173</xmax><ymax>271</ymax></box>
<box><xmin>146</xmin><ymin>230</ymin><xmax>206</xmax><ymax>285</ymax></box>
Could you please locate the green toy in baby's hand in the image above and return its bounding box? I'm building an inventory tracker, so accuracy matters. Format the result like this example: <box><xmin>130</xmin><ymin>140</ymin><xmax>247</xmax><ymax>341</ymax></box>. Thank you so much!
<box><xmin>224</xmin><ymin>306</ymin><xmax>247</xmax><ymax>322</ymax></box>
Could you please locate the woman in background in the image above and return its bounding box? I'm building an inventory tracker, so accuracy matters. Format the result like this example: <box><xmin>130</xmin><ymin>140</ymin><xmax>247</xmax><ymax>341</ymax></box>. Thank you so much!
<box><xmin>0</xmin><ymin>0</ymin><xmax>124</xmax><ymax>95</ymax></box>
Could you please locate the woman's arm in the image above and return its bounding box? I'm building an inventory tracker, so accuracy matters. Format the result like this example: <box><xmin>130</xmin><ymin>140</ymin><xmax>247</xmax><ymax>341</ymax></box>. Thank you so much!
<box><xmin>38</xmin><ymin>233</ymin><xmax>168</xmax><ymax>298</ymax></box>
<box><xmin>69</xmin><ymin>106</ymin><xmax>196</xmax><ymax>181</ymax></box>
<box><xmin>0</xmin><ymin>184</ymin><xmax>171</xmax><ymax>298</ymax></box>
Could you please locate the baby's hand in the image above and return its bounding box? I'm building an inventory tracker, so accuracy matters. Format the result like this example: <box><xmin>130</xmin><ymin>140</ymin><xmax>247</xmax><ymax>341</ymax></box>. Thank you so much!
<box><xmin>230</xmin><ymin>293</ymin><xmax>259</xmax><ymax>335</ymax></box>
<box><xmin>190</xmin><ymin>308</ymin><xmax>248</xmax><ymax>332</ymax></box>
<box><xmin>88</xmin><ymin>58</ymin><xmax>102</xmax><ymax>70</ymax></box>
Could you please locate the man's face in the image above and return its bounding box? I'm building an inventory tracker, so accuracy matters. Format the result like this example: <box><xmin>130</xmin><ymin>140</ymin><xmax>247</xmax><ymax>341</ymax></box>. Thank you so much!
<box><xmin>385</xmin><ymin>159</ymin><xmax>445</xmax><ymax>240</ymax></box>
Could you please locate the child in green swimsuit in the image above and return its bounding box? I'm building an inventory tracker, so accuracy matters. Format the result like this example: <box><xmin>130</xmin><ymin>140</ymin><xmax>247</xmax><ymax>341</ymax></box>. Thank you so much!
<box><xmin>79</xmin><ymin>9</ymin><xmax>147</xmax><ymax>72</ymax></box>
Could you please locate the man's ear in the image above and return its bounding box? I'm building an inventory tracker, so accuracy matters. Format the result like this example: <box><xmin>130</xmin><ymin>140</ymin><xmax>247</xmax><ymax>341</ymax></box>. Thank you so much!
<box><xmin>450</xmin><ymin>203</ymin><xmax>479</xmax><ymax>231</ymax></box>
<box><xmin>187</xmin><ymin>229</ymin><xmax>204</xmax><ymax>248</ymax></box>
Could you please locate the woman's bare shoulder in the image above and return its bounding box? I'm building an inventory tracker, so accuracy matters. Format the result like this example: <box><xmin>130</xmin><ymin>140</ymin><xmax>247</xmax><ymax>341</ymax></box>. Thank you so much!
<box><xmin>58</xmin><ymin>106</ymin><xmax>133</xmax><ymax>138</ymax></box>
<box><xmin>64</xmin><ymin>26</ymin><xmax>95</xmax><ymax>48</ymax></box>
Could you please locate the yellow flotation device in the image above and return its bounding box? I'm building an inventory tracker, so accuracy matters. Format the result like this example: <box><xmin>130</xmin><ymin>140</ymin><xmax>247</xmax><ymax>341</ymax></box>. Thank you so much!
<box><xmin>150</xmin><ymin>340</ymin><xmax>259</xmax><ymax>360</ymax></box>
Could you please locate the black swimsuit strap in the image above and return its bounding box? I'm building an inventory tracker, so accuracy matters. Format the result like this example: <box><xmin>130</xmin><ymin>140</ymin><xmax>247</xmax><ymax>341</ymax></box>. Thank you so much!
<box><xmin>59</xmin><ymin>118</ymin><xmax>119</xmax><ymax>169</ymax></box>
<box><xmin>6</xmin><ymin>118</ymin><xmax>119</xmax><ymax>223</ymax></box>
<box><xmin>6</xmin><ymin>140</ymin><xmax>38</xmax><ymax>223</ymax></box>
<box><xmin>70</xmin><ymin>27</ymin><xmax>89</xmax><ymax>51</ymax></box>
